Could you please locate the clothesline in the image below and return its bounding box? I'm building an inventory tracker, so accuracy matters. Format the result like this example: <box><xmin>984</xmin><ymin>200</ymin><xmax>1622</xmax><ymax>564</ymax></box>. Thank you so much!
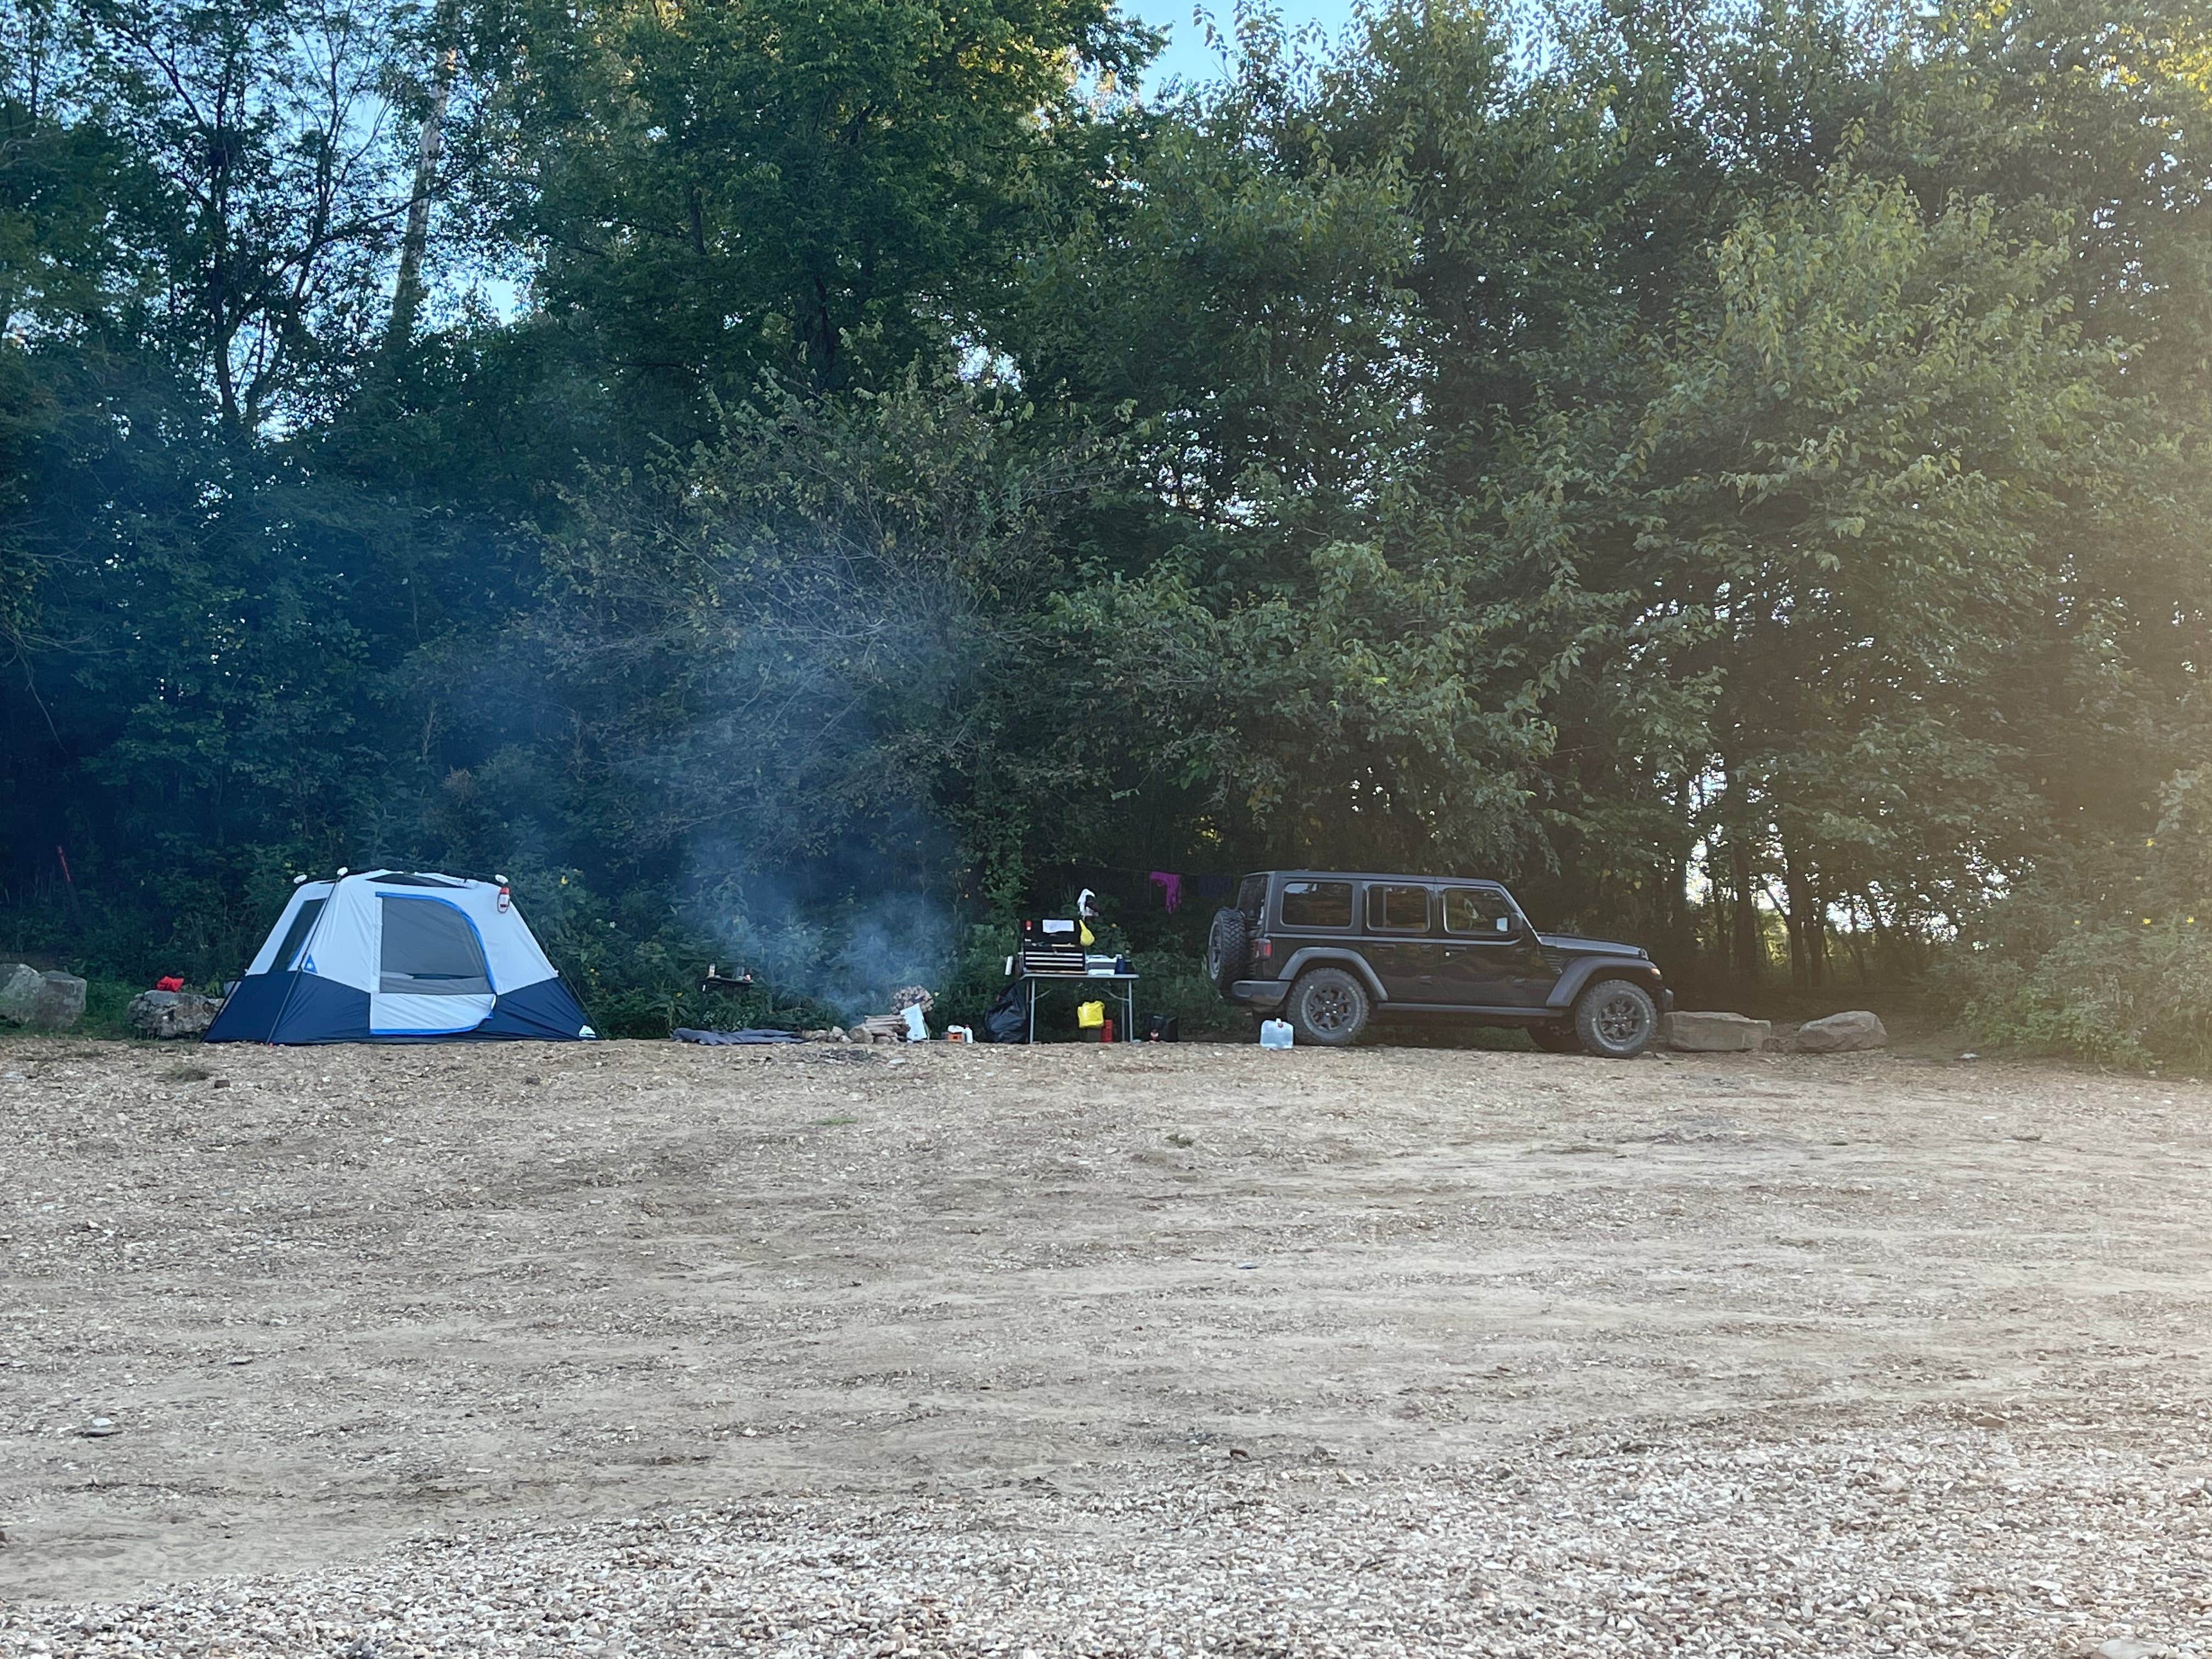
<box><xmin>1143</xmin><ymin>870</ymin><xmax>1239</xmax><ymax>913</ymax></box>
<box><xmin>1035</xmin><ymin>865</ymin><xmax>1242</xmax><ymax>915</ymax></box>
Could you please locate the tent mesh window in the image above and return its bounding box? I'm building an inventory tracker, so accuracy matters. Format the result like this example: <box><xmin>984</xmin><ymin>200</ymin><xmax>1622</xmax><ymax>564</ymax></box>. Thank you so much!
<box><xmin>273</xmin><ymin>898</ymin><xmax>326</xmax><ymax>970</ymax></box>
<box><xmin>379</xmin><ymin>897</ymin><xmax>492</xmax><ymax>995</ymax></box>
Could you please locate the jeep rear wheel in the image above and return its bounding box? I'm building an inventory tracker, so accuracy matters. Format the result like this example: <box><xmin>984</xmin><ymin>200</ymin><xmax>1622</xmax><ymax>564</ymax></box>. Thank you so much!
<box><xmin>1205</xmin><ymin>907</ymin><xmax>1251</xmax><ymax>994</ymax></box>
<box><xmin>1286</xmin><ymin>967</ymin><xmax>1370</xmax><ymax>1047</ymax></box>
<box><xmin>1573</xmin><ymin>979</ymin><xmax>1657</xmax><ymax>1058</ymax></box>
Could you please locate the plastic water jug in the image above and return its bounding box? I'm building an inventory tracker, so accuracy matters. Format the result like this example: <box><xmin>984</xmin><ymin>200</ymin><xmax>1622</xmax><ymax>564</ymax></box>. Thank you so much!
<box><xmin>1259</xmin><ymin>1019</ymin><xmax>1294</xmax><ymax>1049</ymax></box>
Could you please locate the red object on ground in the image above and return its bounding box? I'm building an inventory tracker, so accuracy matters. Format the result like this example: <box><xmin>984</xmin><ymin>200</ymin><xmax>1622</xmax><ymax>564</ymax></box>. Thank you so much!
<box><xmin>1100</xmin><ymin>1018</ymin><xmax>1115</xmax><ymax>1043</ymax></box>
<box><xmin>155</xmin><ymin>975</ymin><xmax>184</xmax><ymax>992</ymax></box>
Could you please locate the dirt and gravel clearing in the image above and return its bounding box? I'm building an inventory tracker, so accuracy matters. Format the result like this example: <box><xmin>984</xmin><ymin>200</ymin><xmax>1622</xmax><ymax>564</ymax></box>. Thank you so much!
<box><xmin>2</xmin><ymin>1036</ymin><xmax>2209</xmax><ymax>1656</ymax></box>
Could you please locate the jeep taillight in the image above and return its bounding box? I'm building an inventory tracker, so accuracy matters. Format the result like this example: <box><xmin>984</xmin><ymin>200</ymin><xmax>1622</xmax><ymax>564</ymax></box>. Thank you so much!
<box><xmin>1255</xmin><ymin>938</ymin><xmax>1273</xmax><ymax>961</ymax></box>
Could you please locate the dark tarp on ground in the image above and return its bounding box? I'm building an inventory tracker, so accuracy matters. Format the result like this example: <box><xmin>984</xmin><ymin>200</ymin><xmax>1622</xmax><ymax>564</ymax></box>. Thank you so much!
<box><xmin>671</xmin><ymin>1026</ymin><xmax>803</xmax><ymax>1045</ymax></box>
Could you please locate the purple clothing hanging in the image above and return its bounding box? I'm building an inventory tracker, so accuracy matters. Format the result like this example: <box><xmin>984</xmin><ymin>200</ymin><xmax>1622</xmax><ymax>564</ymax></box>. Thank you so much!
<box><xmin>1148</xmin><ymin>871</ymin><xmax>1183</xmax><ymax>913</ymax></box>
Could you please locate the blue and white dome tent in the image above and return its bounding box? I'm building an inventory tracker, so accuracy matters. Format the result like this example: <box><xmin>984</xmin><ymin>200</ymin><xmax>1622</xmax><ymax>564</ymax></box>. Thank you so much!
<box><xmin>205</xmin><ymin>871</ymin><xmax>598</xmax><ymax>1044</ymax></box>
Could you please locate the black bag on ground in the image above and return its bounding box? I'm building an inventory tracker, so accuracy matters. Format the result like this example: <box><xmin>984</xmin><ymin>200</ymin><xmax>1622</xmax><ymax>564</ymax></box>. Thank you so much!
<box><xmin>980</xmin><ymin>983</ymin><xmax>1026</xmax><ymax>1043</ymax></box>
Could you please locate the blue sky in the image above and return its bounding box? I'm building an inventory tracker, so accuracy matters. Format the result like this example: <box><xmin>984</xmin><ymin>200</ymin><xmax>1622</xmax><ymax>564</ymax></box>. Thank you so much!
<box><xmin>1122</xmin><ymin>2</ymin><xmax>1363</xmax><ymax>89</ymax></box>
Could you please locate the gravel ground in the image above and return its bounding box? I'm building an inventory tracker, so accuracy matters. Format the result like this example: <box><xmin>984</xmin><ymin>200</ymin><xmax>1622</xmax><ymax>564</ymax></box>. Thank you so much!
<box><xmin>2</xmin><ymin>1035</ymin><xmax>2209</xmax><ymax>1656</ymax></box>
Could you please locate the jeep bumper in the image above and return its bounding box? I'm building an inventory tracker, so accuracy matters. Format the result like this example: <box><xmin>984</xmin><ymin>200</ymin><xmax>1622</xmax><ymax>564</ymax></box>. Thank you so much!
<box><xmin>1229</xmin><ymin>979</ymin><xmax>1290</xmax><ymax>1011</ymax></box>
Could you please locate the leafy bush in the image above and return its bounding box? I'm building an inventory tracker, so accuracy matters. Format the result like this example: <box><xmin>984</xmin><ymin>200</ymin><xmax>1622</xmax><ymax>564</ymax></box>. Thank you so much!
<box><xmin>1940</xmin><ymin>770</ymin><xmax>2212</xmax><ymax>1071</ymax></box>
<box><xmin>1127</xmin><ymin>949</ymin><xmax>1243</xmax><ymax>1036</ymax></box>
<box><xmin>77</xmin><ymin>979</ymin><xmax>144</xmax><ymax>1040</ymax></box>
<box><xmin>1946</xmin><ymin>923</ymin><xmax>2212</xmax><ymax>1070</ymax></box>
<box><xmin>511</xmin><ymin>868</ymin><xmax>844</xmax><ymax>1038</ymax></box>
<box><xmin>931</xmin><ymin>921</ymin><xmax>1020</xmax><ymax>1034</ymax></box>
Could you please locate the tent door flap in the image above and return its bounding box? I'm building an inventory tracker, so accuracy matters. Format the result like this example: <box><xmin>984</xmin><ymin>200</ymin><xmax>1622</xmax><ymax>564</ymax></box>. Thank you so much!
<box><xmin>372</xmin><ymin>895</ymin><xmax>497</xmax><ymax>1033</ymax></box>
<box><xmin>370</xmin><ymin>990</ymin><xmax>496</xmax><ymax>1035</ymax></box>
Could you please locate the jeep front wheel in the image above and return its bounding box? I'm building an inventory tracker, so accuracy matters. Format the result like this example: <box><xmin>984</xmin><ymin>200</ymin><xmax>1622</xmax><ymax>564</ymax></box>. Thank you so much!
<box><xmin>1572</xmin><ymin>979</ymin><xmax>1657</xmax><ymax>1058</ymax></box>
<box><xmin>1287</xmin><ymin>967</ymin><xmax>1370</xmax><ymax>1047</ymax></box>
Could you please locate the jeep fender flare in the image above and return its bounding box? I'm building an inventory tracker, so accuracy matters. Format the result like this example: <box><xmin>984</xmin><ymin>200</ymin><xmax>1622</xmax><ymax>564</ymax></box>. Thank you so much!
<box><xmin>1278</xmin><ymin>947</ymin><xmax>1389</xmax><ymax>1004</ymax></box>
<box><xmin>1546</xmin><ymin>956</ymin><xmax>1663</xmax><ymax>1011</ymax></box>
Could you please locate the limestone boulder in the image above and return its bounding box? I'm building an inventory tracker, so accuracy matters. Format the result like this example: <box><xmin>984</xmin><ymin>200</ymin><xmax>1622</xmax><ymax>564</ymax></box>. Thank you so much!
<box><xmin>0</xmin><ymin>964</ymin><xmax>87</xmax><ymax>1030</ymax></box>
<box><xmin>0</xmin><ymin>962</ymin><xmax>41</xmax><ymax>1022</ymax></box>
<box><xmin>128</xmin><ymin>989</ymin><xmax>222</xmax><ymax>1040</ymax></box>
<box><xmin>36</xmin><ymin>972</ymin><xmax>86</xmax><ymax>1030</ymax></box>
<box><xmin>1663</xmin><ymin>1011</ymin><xmax>1772</xmax><ymax>1053</ymax></box>
<box><xmin>1795</xmin><ymin>1009</ymin><xmax>1888</xmax><ymax>1053</ymax></box>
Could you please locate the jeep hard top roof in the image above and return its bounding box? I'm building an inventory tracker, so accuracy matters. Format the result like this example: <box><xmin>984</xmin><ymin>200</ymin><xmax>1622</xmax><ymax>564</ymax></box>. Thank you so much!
<box><xmin>1245</xmin><ymin>869</ymin><xmax>1513</xmax><ymax>887</ymax></box>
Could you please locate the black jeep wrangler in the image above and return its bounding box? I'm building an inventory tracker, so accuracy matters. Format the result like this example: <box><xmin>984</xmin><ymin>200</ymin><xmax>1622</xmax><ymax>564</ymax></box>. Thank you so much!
<box><xmin>1206</xmin><ymin>870</ymin><xmax>1672</xmax><ymax>1057</ymax></box>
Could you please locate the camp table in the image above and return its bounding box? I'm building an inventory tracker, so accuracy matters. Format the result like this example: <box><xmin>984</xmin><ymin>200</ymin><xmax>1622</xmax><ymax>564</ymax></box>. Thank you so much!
<box><xmin>1017</xmin><ymin>969</ymin><xmax>1137</xmax><ymax>1044</ymax></box>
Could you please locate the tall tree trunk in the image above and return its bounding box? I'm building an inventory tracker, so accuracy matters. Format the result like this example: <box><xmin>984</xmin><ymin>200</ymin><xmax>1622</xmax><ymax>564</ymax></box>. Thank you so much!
<box><xmin>1710</xmin><ymin>859</ymin><xmax>1732</xmax><ymax>976</ymax></box>
<box><xmin>1722</xmin><ymin>764</ymin><xmax>1761</xmax><ymax>985</ymax></box>
<box><xmin>386</xmin><ymin>0</ymin><xmax>462</xmax><ymax>352</ymax></box>
<box><xmin>1865</xmin><ymin>887</ymin><xmax>1898</xmax><ymax>975</ymax></box>
<box><xmin>1666</xmin><ymin>776</ymin><xmax>1691</xmax><ymax>954</ymax></box>
<box><xmin>1781</xmin><ymin>836</ymin><xmax>1813</xmax><ymax>989</ymax></box>
<box><xmin>1729</xmin><ymin>830</ymin><xmax>1760</xmax><ymax>984</ymax></box>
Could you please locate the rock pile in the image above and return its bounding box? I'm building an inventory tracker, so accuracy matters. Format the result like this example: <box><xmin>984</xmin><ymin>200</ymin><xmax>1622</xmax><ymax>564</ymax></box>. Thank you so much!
<box><xmin>126</xmin><ymin>989</ymin><xmax>222</xmax><ymax>1040</ymax></box>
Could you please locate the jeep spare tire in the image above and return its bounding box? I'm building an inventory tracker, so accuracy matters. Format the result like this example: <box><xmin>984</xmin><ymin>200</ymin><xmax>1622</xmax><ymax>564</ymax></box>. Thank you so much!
<box><xmin>1288</xmin><ymin>966</ymin><xmax>1370</xmax><ymax>1046</ymax></box>
<box><xmin>1573</xmin><ymin>979</ymin><xmax>1657</xmax><ymax>1058</ymax></box>
<box><xmin>1205</xmin><ymin>906</ymin><xmax>1250</xmax><ymax>993</ymax></box>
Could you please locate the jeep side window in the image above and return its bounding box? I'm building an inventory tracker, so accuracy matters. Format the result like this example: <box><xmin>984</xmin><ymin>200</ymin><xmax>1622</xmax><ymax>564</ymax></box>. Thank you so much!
<box><xmin>1443</xmin><ymin>887</ymin><xmax>1516</xmax><ymax>936</ymax></box>
<box><xmin>1279</xmin><ymin>881</ymin><xmax>1353</xmax><ymax>928</ymax></box>
<box><xmin>1365</xmin><ymin>884</ymin><xmax>1431</xmax><ymax>932</ymax></box>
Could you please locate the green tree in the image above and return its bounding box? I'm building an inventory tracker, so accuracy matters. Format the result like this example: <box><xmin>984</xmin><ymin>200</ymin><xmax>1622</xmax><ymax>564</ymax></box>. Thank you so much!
<box><xmin>460</xmin><ymin>0</ymin><xmax>1153</xmax><ymax>432</ymax></box>
<box><xmin>1017</xmin><ymin>10</ymin><xmax>1418</xmax><ymax>521</ymax></box>
<box><xmin>509</xmin><ymin>374</ymin><xmax>1109</xmax><ymax>904</ymax></box>
<box><xmin>1623</xmin><ymin>173</ymin><xmax>2142</xmax><ymax>977</ymax></box>
<box><xmin>57</xmin><ymin>0</ymin><xmax>423</xmax><ymax>429</ymax></box>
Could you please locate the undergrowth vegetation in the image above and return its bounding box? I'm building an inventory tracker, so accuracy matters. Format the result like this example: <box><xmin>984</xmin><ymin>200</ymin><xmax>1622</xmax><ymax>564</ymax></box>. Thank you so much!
<box><xmin>1939</xmin><ymin>771</ymin><xmax>2212</xmax><ymax>1071</ymax></box>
